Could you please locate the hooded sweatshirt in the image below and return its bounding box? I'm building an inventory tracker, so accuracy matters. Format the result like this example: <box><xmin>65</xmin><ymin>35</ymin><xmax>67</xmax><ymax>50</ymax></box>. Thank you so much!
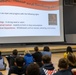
<box><xmin>24</xmin><ymin>53</ymin><xmax>34</xmax><ymax>66</ymax></box>
<box><xmin>40</xmin><ymin>64</ymin><xmax>56</xmax><ymax>75</ymax></box>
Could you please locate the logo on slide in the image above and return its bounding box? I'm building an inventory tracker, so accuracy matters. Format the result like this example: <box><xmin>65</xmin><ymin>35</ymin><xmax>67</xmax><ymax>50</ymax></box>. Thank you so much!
<box><xmin>39</xmin><ymin>0</ymin><xmax>59</xmax><ymax>2</ymax></box>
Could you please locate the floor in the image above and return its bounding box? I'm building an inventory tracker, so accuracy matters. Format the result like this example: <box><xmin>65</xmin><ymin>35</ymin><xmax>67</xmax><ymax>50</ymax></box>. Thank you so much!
<box><xmin>52</xmin><ymin>53</ymin><xmax>64</xmax><ymax>70</ymax></box>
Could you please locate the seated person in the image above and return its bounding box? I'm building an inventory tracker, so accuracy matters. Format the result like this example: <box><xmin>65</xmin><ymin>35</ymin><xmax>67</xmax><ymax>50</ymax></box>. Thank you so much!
<box><xmin>8</xmin><ymin>56</ymin><xmax>26</xmax><ymax>75</ymax></box>
<box><xmin>41</xmin><ymin>46</ymin><xmax>52</xmax><ymax>56</ymax></box>
<box><xmin>67</xmin><ymin>53</ymin><xmax>76</xmax><ymax>70</ymax></box>
<box><xmin>26</xmin><ymin>63</ymin><xmax>40</xmax><ymax>75</ymax></box>
<box><xmin>0</xmin><ymin>72</ymin><xmax>3</xmax><ymax>75</ymax></box>
<box><xmin>0</xmin><ymin>51</ymin><xmax>6</xmax><ymax>70</ymax></box>
<box><xmin>24</xmin><ymin>51</ymin><xmax>34</xmax><ymax>66</ymax></box>
<box><xmin>40</xmin><ymin>55</ymin><xmax>56</xmax><ymax>75</ymax></box>
<box><xmin>53</xmin><ymin>58</ymin><xmax>73</xmax><ymax>75</ymax></box>
<box><xmin>64</xmin><ymin>46</ymin><xmax>73</xmax><ymax>58</ymax></box>
<box><xmin>32</xmin><ymin>46</ymin><xmax>42</xmax><ymax>67</ymax></box>
<box><xmin>9</xmin><ymin>49</ymin><xmax>18</xmax><ymax>67</ymax></box>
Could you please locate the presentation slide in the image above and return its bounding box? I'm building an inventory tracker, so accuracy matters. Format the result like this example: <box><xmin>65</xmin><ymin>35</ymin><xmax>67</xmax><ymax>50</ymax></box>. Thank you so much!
<box><xmin>0</xmin><ymin>0</ymin><xmax>64</xmax><ymax>43</ymax></box>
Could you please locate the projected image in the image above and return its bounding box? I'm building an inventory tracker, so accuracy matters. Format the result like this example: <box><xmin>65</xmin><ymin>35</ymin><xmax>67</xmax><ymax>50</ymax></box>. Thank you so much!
<box><xmin>48</xmin><ymin>14</ymin><xmax>57</xmax><ymax>25</ymax></box>
<box><xmin>39</xmin><ymin>0</ymin><xmax>59</xmax><ymax>2</ymax></box>
<box><xmin>0</xmin><ymin>0</ymin><xmax>64</xmax><ymax>43</ymax></box>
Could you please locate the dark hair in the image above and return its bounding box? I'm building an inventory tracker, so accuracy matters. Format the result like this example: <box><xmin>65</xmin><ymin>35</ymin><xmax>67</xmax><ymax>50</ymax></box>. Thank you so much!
<box><xmin>58</xmin><ymin>58</ymin><xmax>68</xmax><ymax>69</ymax></box>
<box><xmin>15</xmin><ymin>56</ymin><xmax>24</xmax><ymax>67</ymax></box>
<box><xmin>67</xmin><ymin>53</ymin><xmax>76</xmax><ymax>65</ymax></box>
<box><xmin>34</xmin><ymin>46</ymin><xmax>39</xmax><ymax>52</ymax></box>
<box><xmin>43</xmin><ymin>46</ymin><xmax>50</xmax><ymax>51</ymax></box>
<box><xmin>0</xmin><ymin>51</ymin><xmax>1</xmax><ymax>56</ymax></box>
<box><xmin>26</xmin><ymin>63</ymin><xmax>40</xmax><ymax>75</ymax></box>
<box><xmin>13</xmin><ymin>49</ymin><xmax>18</xmax><ymax>55</ymax></box>
<box><xmin>66</xmin><ymin>46</ymin><xmax>73</xmax><ymax>53</ymax></box>
<box><xmin>42</xmin><ymin>55</ymin><xmax>51</xmax><ymax>64</ymax></box>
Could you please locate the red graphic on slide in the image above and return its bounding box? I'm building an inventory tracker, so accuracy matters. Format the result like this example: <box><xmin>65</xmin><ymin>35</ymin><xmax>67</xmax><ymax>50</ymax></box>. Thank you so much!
<box><xmin>0</xmin><ymin>0</ymin><xmax>59</xmax><ymax>10</ymax></box>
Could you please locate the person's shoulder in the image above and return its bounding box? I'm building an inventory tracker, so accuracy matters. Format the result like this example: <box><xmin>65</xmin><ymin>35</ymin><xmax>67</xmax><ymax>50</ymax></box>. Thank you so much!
<box><xmin>32</xmin><ymin>52</ymin><xmax>36</xmax><ymax>55</ymax></box>
<box><xmin>0</xmin><ymin>72</ymin><xmax>3</xmax><ymax>75</ymax></box>
<box><xmin>40</xmin><ymin>67</ymin><xmax>45</xmax><ymax>75</ymax></box>
<box><xmin>53</xmin><ymin>71</ymin><xmax>61</xmax><ymax>75</ymax></box>
<box><xmin>54</xmin><ymin>70</ymin><xmax>73</xmax><ymax>75</ymax></box>
<box><xmin>53</xmin><ymin>72</ymin><xmax>58</xmax><ymax>75</ymax></box>
<box><xmin>10</xmin><ymin>66</ymin><xmax>17</xmax><ymax>70</ymax></box>
<box><xmin>64</xmin><ymin>52</ymin><xmax>68</xmax><ymax>58</ymax></box>
<box><xmin>64</xmin><ymin>52</ymin><xmax>67</xmax><ymax>54</ymax></box>
<box><xmin>64</xmin><ymin>52</ymin><xmax>67</xmax><ymax>56</ymax></box>
<box><xmin>38</xmin><ymin>51</ymin><xmax>42</xmax><ymax>54</ymax></box>
<box><xmin>35</xmin><ymin>52</ymin><xmax>42</xmax><ymax>55</ymax></box>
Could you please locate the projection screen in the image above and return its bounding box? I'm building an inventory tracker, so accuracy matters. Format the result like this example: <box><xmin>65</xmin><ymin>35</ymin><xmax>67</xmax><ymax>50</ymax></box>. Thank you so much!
<box><xmin>0</xmin><ymin>0</ymin><xmax>64</xmax><ymax>43</ymax></box>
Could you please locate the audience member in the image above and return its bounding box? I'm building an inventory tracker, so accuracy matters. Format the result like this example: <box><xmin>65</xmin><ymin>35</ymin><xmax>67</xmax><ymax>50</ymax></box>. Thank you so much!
<box><xmin>64</xmin><ymin>46</ymin><xmax>73</xmax><ymax>58</ymax></box>
<box><xmin>41</xmin><ymin>46</ymin><xmax>51</xmax><ymax>56</ymax></box>
<box><xmin>40</xmin><ymin>55</ymin><xmax>56</xmax><ymax>75</ymax></box>
<box><xmin>24</xmin><ymin>51</ymin><xmax>34</xmax><ymax>66</ymax></box>
<box><xmin>0</xmin><ymin>72</ymin><xmax>3</xmax><ymax>75</ymax></box>
<box><xmin>53</xmin><ymin>58</ymin><xmax>73</xmax><ymax>75</ymax></box>
<box><xmin>9</xmin><ymin>49</ymin><xmax>18</xmax><ymax>67</ymax></box>
<box><xmin>0</xmin><ymin>51</ymin><xmax>6</xmax><ymax>70</ymax></box>
<box><xmin>8</xmin><ymin>56</ymin><xmax>26</xmax><ymax>75</ymax></box>
<box><xmin>67</xmin><ymin>53</ymin><xmax>76</xmax><ymax>70</ymax></box>
<box><xmin>26</xmin><ymin>63</ymin><xmax>40</xmax><ymax>75</ymax></box>
<box><xmin>32</xmin><ymin>46</ymin><xmax>42</xmax><ymax>67</ymax></box>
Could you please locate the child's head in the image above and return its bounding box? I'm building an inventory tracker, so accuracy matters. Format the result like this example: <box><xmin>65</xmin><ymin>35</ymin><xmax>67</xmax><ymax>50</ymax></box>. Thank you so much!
<box><xmin>24</xmin><ymin>50</ymin><xmax>31</xmax><ymax>55</ymax></box>
<box><xmin>58</xmin><ymin>58</ymin><xmax>68</xmax><ymax>69</ymax></box>
<box><xmin>15</xmin><ymin>56</ymin><xmax>25</xmax><ymax>67</ymax></box>
<box><xmin>12</xmin><ymin>49</ymin><xmax>18</xmax><ymax>55</ymax></box>
<box><xmin>26</xmin><ymin>63</ymin><xmax>40</xmax><ymax>75</ymax></box>
<box><xmin>42</xmin><ymin>55</ymin><xmax>51</xmax><ymax>64</ymax></box>
<box><xmin>43</xmin><ymin>46</ymin><xmax>50</xmax><ymax>51</ymax></box>
<box><xmin>66</xmin><ymin>46</ymin><xmax>73</xmax><ymax>53</ymax></box>
<box><xmin>34</xmin><ymin>46</ymin><xmax>39</xmax><ymax>52</ymax></box>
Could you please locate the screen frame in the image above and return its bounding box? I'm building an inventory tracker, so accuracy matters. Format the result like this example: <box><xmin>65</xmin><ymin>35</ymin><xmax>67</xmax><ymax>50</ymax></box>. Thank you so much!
<box><xmin>0</xmin><ymin>0</ymin><xmax>64</xmax><ymax>44</ymax></box>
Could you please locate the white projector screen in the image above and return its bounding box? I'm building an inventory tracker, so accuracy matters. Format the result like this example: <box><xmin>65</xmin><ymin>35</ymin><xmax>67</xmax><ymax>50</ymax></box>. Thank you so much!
<box><xmin>0</xmin><ymin>0</ymin><xmax>64</xmax><ymax>43</ymax></box>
